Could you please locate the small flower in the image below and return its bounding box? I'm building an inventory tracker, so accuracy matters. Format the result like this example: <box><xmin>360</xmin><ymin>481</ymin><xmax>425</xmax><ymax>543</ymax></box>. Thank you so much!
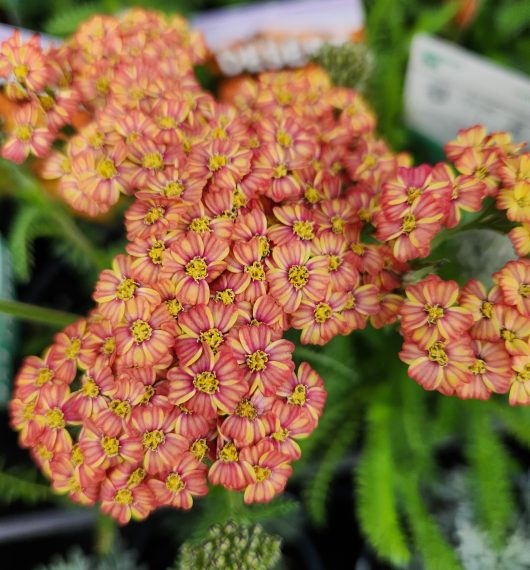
<box><xmin>208</xmin><ymin>440</ymin><xmax>255</xmax><ymax>490</ymax></box>
<box><xmin>494</xmin><ymin>259</ymin><xmax>530</xmax><ymax>316</ymax></box>
<box><xmin>459</xmin><ymin>280</ymin><xmax>502</xmax><ymax>341</ymax></box>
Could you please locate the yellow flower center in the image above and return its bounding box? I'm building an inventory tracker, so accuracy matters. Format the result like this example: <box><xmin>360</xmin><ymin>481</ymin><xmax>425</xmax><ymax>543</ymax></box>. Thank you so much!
<box><xmin>71</xmin><ymin>444</ymin><xmax>84</xmax><ymax>465</ymax></box>
<box><xmin>36</xmin><ymin>367</ymin><xmax>54</xmax><ymax>386</ymax></box>
<box><xmin>271</xmin><ymin>427</ymin><xmax>289</xmax><ymax>442</ymax></box>
<box><xmin>516</xmin><ymin>365</ymin><xmax>530</xmax><ymax>383</ymax></box>
<box><xmin>328</xmin><ymin>255</ymin><xmax>342</xmax><ymax>271</ymax></box>
<box><xmin>208</xmin><ymin>154</ymin><xmax>227</xmax><ymax>171</ymax></box>
<box><xmin>88</xmin><ymin>131</ymin><xmax>105</xmax><ymax>149</ymax></box>
<box><xmin>288</xmin><ymin>264</ymin><xmax>309</xmax><ymax>289</ymax></box>
<box><xmin>164</xmin><ymin>181</ymin><xmax>185</xmax><ymax>197</ymax></box>
<box><xmin>193</xmin><ymin>371</ymin><xmax>219</xmax><ymax>394</ymax></box>
<box><xmin>143</xmin><ymin>206</ymin><xmax>165</xmax><ymax>226</ymax></box>
<box><xmin>351</xmin><ymin>243</ymin><xmax>365</xmax><ymax>255</ymax></box>
<box><xmin>519</xmin><ymin>283</ymin><xmax>530</xmax><ymax>297</ymax></box>
<box><xmin>481</xmin><ymin>301</ymin><xmax>494</xmax><ymax>319</ymax></box>
<box><xmin>235</xmin><ymin>398</ymin><xmax>258</xmax><ymax>420</ymax></box>
<box><xmin>501</xmin><ymin>328</ymin><xmax>517</xmax><ymax>342</ymax></box>
<box><xmin>185</xmin><ymin>257</ymin><xmax>208</xmax><ymax>281</ymax></box>
<box><xmin>13</xmin><ymin>64</ymin><xmax>29</xmax><ymax>82</ymax></box>
<box><xmin>109</xmin><ymin>399</ymin><xmax>131</xmax><ymax>418</ymax></box>
<box><xmin>199</xmin><ymin>328</ymin><xmax>224</xmax><ymax>351</ymax></box>
<box><xmin>245</xmin><ymin>261</ymin><xmax>265</xmax><ymax>281</ymax></box>
<box><xmin>401</xmin><ymin>214</ymin><xmax>417</xmax><ymax>234</ymax></box>
<box><xmin>142</xmin><ymin>152</ymin><xmax>164</xmax><ymax>170</ymax></box>
<box><xmin>189</xmin><ymin>216</ymin><xmax>211</xmax><ymax>233</ymax></box>
<box><xmin>114</xmin><ymin>488</ymin><xmax>133</xmax><ymax>505</ymax></box>
<box><xmin>292</xmin><ymin>220</ymin><xmax>314</xmax><ymax>240</ymax></box>
<box><xmin>304</xmin><ymin>186</ymin><xmax>321</xmax><ymax>204</ymax></box>
<box><xmin>406</xmin><ymin>187</ymin><xmax>421</xmax><ymax>204</ymax></box>
<box><xmin>276</xmin><ymin>130</ymin><xmax>292</xmax><ymax>148</ymax></box>
<box><xmin>276</xmin><ymin>90</ymin><xmax>293</xmax><ymax>105</ymax></box>
<box><xmin>46</xmin><ymin>408</ymin><xmax>65</xmax><ymax>429</ymax></box>
<box><xmin>148</xmin><ymin>240</ymin><xmax>165</xmax><ymax>264</ymax></box>
<box><xmin>469</xmin><ymin>359</ymin><xmax>487</xmax><ymax>375</ymax></box>
<box><xmin>96</xmin><ymin>158</ymin><xmax>117</xmax><ymax>179</ymax></box>
<box><xmin>427</xmin><ymin>342</ymin><xmax>448</xmax><ymax>366</ymax></box>
<box><xmin>331</xmin><ymin>216</ymin><xmax>345</xmax><ymax>234</ymax></box>
<box><xmin>425</xmin><ymin>304</ymin><xmax>444</xmax><ymax>324</ymax></box>
<box><xmin>102</xmin><ymin>337</ymin><xmax>115</xmax><ymax>355</ymax></box>
<box><xmin>158</xmin><ymin>116</ymin><xmax>177</xmax><ymax>129</ymax></box>
<box><xmin>273</xmin><ymin>164</ymin><xmax>287</xmax><ymax>179</ymax></box>
<box><xmin>166</xmin><ymin>472</ymin><xmax>185</xmax><ymax>492</ymax></box>
<box><xmin>15</xmin><ymin>124</ymin><xmax>33</xmax><ymax>142</ymax></box>
<box><xmin>246</xmin><ymin>350</ymin><xmax>269</xmax><ymax>372</ymax></box>
<box><xmin>23</xmin><ymin>402</ymin><xmax>35</xmax><ymax>420</ymax></box>
<box><xmin>142</xmin><ymin>429</ymin><xmax>165</xmax><ymax>451</ymax></box>
<box><xmin>127</xmin><ymin>467</ymin><xmax>146</xmax><ymax>487</ymax></box>
<box><xmin>314</xmin><ymin>302</ymin><xmax>332</xmax><ymax>324</ymax></box>
<box><xmin>215</xmin><ymin>289</ymin><xmax>236</xmax><ymax>305</ymax></box>
<box><xmin>141</xmin><ymin>385</ymin><xmax>155</xmax><ymax>404</ymax></box>
<box><xmin>82</xmin><ymin>378</ymin><xmax>100</xmax><ymax>398</ymax></box>
<box><xmin>475</xmin><ymin>166</ymin><xmax>488</xmax><ymax>180</ymax></box>
<box><xmin>116</xmin><ymin>278</ymin><xmax>137</xmax><ymax>301</ymax></box>
<box><xmin>359</xmin><ymin>208</ymin><xmax>371</xmax><ymax>222</ymax></box>
<box><xmin>258</xmin><ymin>236</ymin><xmax>271</xmax><ymax>258</ymax></box>
<box><xmin>254</xmin><ymin>465</ymin><xmax>272</xmax><ymax>482</ymax></box>
<box><xmin>344</xmin><ymin>293</ymin><xmax>356</xmax><ymax>310</ymax></box>
<box><xmin>362</xmin><ymin>153</ymin><xmax>377</xmax><ymax>168</ymax></box>
<box><xmin>95</xmin><ymin>77</ymin><xmax>110</xmax><ymax>95</ymax></box>
<box><xmin>130</xmin><ymin>319</ymin><xmax>153</xmax><ymax>343</ymax></box>
<box><xmin>289</xmin><ymin>384</ymin><xmax>307</xmax><ymax>406</ymax></box>
<box><xmin>219</xmin><ymin>442</ymin><xmax>239</xmax><ymax>462</ymax></box>
<box><xmin>38</xmin><ymin>93</ymin><xmax>55</xmax><ymax>111</ymax></box>
<box><xmin>165</xmin><ymin>298</ymin><xmax>183</xmax><ymax>318</ymax></box>
<box><xmin>233</xmin><ymin>186</ymin><xmax>247</xmax><ymax>209</ymax></box>
<box><xmin>65</xmin><ymin>339</ymin><xmax>81</xmax><ymax>360</ymax></box>
<box><xmin>191</xmin><ymin>438</ymin><xmax>208</xmax><ymax>461</ymax></box>
<box><xmin>101</xmin><ymin>436</ymin><xmax>120</xmax><ymax>457</ymax></box>
<box><xmin>35</xmin><ymin>445</ymin><xmax>54</xmax><ymax>461</ymax></box>
<box><xmin>331</xmin><ymin>161</ymin><xmax>342</xmax><ymax>175</ymax></box>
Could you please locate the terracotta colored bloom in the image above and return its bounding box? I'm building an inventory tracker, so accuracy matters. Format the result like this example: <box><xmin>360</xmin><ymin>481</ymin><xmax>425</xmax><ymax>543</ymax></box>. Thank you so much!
<box><xmin>244</xmin><ymin>295</ymin><xmax>287</xmax><ymax>339</ymax></box>
<box><xmin>400</xmin><ymin>276</ymin><xmax>473</xmax><ymax>348</ymax></box>
<box><xmin>509</xmin><ymin>355</ymin><xmax>530</xmax><ymax>405</ymax></box>
<box><xmin>370</xmin><ymin>293</ymin><xmax>404</xmax><ymax>329</ymax></box>
<box><xmin>268</xmin><ymin>204</ymin><xmax>316</xmax><ymax>245</ymax></box>
<box><xmin>93</xmin><ymin>254</ymin><xmax>160</xmax><ymax>324</ymax></box>
<box><xmin>2</xmin><ymin>103</ymin><xmax>54</xmax><ymax>163</ymax></box>
<box><xmin>131</xmin><ymin>406</ymin><xmax>188</xmax><ymax>474</ymax></box>
<box><xmin>312</xmin><ymin>232</ymin><xmax>358</xmax><ymax>292</ymax></box>
<box><xmin>495</xmin><ymin>304</ymin><xmax>530</xmax><ymax>356</ymax></box>
<box><xmin>9</xmin><ymin>395</ymin><xmax>44</xmax><ymax>448</ymax></box>
<box><xmin>240</xmin><ymin>441</ymin><xmax>292</xmax><ymax>504</ymax></box>
<box><xmin>135</xmin><ymin>165</ymin><xmax>203</xmax><ymax>205</ymax></box>
<box><xmin>456</xmin><ymin>339</ymin><xmax>512</xmax><ymax>400</ymax></box>
<box><xmin>276</xmin><ymin>363</ymin><xmax>327</xmax><ymax>424</ymax></box>
<box><xmin>147</xmin><ymin>452</ymin><xmax>208</xmax><ymax>510</ymax></box>
<box><xmin>127</xmin><ymin>232</ymin><xmax>177</xmax><ymax>283</ymax></box>
<box><xmin>454</xmin><ymin>148</ymin><xmax>500</xmax><ymax>196</ymax></box>
<box><xmin>399</xmin><ymin>337</ymin><xmax>475</xmax><ymax>395</ymax></box>
<box><xmin>14</xmin><ymin>349</ymin><xmax>69</xmax><ymax>402</ymax></box>
<box><xmin>459</xmin><ymin>280</ymin><xmax>502</xmax><ymax>341</ymax></box>
<box><xmin>341</xmin><ymin>278</ymin><xmax>380</xmax><ymax>334</ymax></box>
<box><xmin>167</xmin><ymin>347</ymin><xmax>247</xmax><ymax>419</ymax></box>
<box><xmin>225</xmin><ymin>237</ymin><xmax>269</xmax><ymax>302</ymax></box>
<box><xmin>162</xmin><ymin>232</ymin><xmax>229</xmax><ymax>305</ymax></box>
<box><xmin>115</xmin><ymin>300</ymin><xmax>176</xmax><ymax>367</ymax></box>
<box><xmin>124</xmin><ymin>198</ymin><xmax>185</xmax><ymax>241</ymax></box>
<box><xmin>313</xmin><ymin>198</ymin><xmax>358</xmax><ymax>237</ymax></box>
<box><xmin>266</xmin><ymin>401</ymin><xmax>314</xmax><ymax>460</ymax></box>
<box><xmin>208</xmin><ymin>440</ymin><xmax>255</xmax><ymax>490</ymax></box>
<box><xmin>126</xmin><ymin>139</ymin><xmax>181</xmax><ymax>187</ymax></box>
<box><xmin>509</xmin><ymin>223</ymin><xmax>530</xmax><ymax>257</ymax></box>
<box><xmin>34</xmin><ymin>384</ymin><xmax>73</xmax><ymax>453</ymax></box>
<box><xmin>79</xmin><ymin>317</ymin><xmax>117</xmax><ymax>368</ymax></box>
<box><xmin>257</xmin><ymin>114</ymin><xmax>316</xmax><ymax>163</ymax></box>
<box><xmin>50</xmin><ymin>319</ymin><xmax>92</xmax><ymax>378</ymax></box>
<box><xmin>267</xmin><ymin>242</ymin><xmax>329</xmax><ymax>314</ymax></box>
<box><xmin>444</xmin><ymin>125</ymin><xmax>487</xmax><ymax>162</ymax></box>
<box><xmin>100</xmin><ymin>465</ymin><xmax>155</xmax><ymax>524</ymax></box>
<box><xmin>494</xmin><ymin>260</ymin><xmax>530</xmax><ymax>316</ymax></box>
<box><xmin>228</xmin><ymin>324</ymin><xmax>295</xmax><ymax>395</ymax></box>
<box><xmin>496</xmin><ymin>181</ymin><xmax>530</xmax><ymax>223</ymax></box>
<box><xmin>291</xmin><ymin>289</ymin><xmax>348</xmax><ymax>345</ymax></box>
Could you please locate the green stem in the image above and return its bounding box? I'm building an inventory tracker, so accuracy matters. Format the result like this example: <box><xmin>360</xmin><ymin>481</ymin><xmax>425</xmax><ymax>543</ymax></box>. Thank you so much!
<box><xmin>95</xmin><ymin>512</ymin><xmax>117</xmax><ymax>557</ymax></box>
<box><xmin>0</xmin><ymin>298</ymin><xmax>81</xmax><ymax>327</ymax></box>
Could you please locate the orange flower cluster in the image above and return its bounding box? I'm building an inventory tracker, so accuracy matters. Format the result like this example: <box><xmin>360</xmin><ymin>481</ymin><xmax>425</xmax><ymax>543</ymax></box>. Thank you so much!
<box><xmin>3</xmin><ymin>10</ymin><xmax>529</xmax><ymax>524</ymax></box>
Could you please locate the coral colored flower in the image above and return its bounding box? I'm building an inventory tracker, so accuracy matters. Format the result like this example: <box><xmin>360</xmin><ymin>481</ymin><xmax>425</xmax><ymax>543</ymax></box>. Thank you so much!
<box><xmin>34</xmin><ymin>384</ymin><xmax>73</xmax><ymax>453</ymax></box>
<box><xmin>291</xmin><ymin>288</ymin><xmax>348</xmax><ymax>345</ymax></box>
<box><xmin>497</xmin><ymin>182</ymin><xmax>530</xmax><ymax>223</ymax></box>
<box><xmin>495</xmin><ymin>260</ymin><xmax>530</xmax><ymax>316</ymax></box>
<box><xmin>208</xmin><ymin>440</ymin><xmax>255</xmax><ymax>490</ymax></box>
<box><xmin>444</xmin><ymin>125</ymin><xmax>488</xmax><ymax>162</ymax></box>
<box><xmin>400</xmin><ymin>276</ymin><xmax>473</xmax><ymax>347</ymax></box>
<box><xmin>100</xmin><ymin>465</ymin><xmax>155</xmax><ymax>524</ymax></box>
<box><xmin>495</xmin><ymin>304</ymin><xmax>530</xmax><ymax>355</ymax></box>
<box><xmin>167</xmin><ymin>347</ymin><xmax>247</xmax><ymax>419</ymax></box>
<box><xmin>509</xmin><ymin>355</ymin><xmax>530</xmax><ymax>405</ymax></box>
<box><xmin>135</xmin><ymin>165</ymin><xmax>203</xmax><ymax>205</ymax></box>
<box><xmin>225</xmin><ymin>237</ymin><xmax>269</xmax><ymax>302</ymax></box>
<box><xmin>370</xmin><ymin>293</ymin><xmax>404</xmax><ymax>329</ymax></box>
<box><xmin>459</xmin><ymin>280</ymin><xmax>502</xmax><ymax>341</ymax></box>
<box><xmin>456</xmin><ymin>340</ymin><xmax>512</xmax><ymax>400</ymax></box>
<box><xmin>268</xmin><ymin>204</ymin><xmax>316</xmax><ymax>245</ymax></box>
<box><xmin>93</xmin><ymin>254</ymin><xmax>161</xmax><ymax>324</ymax></box>
<box><xmin>313</xmin><ymin>198</ymin><xmax>358</xmax><ymax>237</ymax></box>
<box><xmin>243</xmin><ymin>295</ymin><xmax>287</xmax><ymax>339</ymax></box>
<box><xmin>14</xmin><ymin>349</ymin><xmax>69</xmax><ymax>402</ymax></box>
<box><xmin>400</xmin><ymin>337</ymin><xmax>475</xmax><ymax>395</ymax></box>
<box><xmin>312</xmin><ymin>232</ymin><xmax>358</xmax><ymax>292</ymax></box>
<box><xmin>454</xmin><ymin>148</ymin><xmax>500</xmax><ymax>196</ymax></box>
<box><xmin>175</xmin><ymin>302</ymin><xmax>239</xmax><ymax>366</ymax></box>
<box><xmin>126</xmin><ymin>139</ymin><xmax>181</xmax><ymax>188</ymax></box>
<box><xmin>147</xmin><ymin>452</ymin><xmax>208</xmax><ymax>510</ymax></box>
<box><xmin>267</xmin><ymin>242</ymin><xmax>329</xmax><ymax>314</ymax></box>
<box><xmin>257</xmin><ymin>114</ymin><xmax>316</xmax><ymax>164</ymax></box>
<box><xmin>127</xmin><ymin>232</ymin><xmax>177</xmax><ymax>283</ymax></box>
<box><xmin>162</xmin><ymin>232</ymin><xmax>229</xmax><ymax>305</ymax></box>
<box><xmin>174</xmin><ymin>403</ymin><xmax>213</xmax><ymax>443</ymax></box>
<box><xmin>266</xmin><ymin>401</ymin><xmax>314</xmax><ymax>460</ymax></box>
<box><xmin>50</xmin><ymin>319</ymin><xmax>91</xmax><ymax>380</ymax></box>
<box><xmin>240</xmin><ymin>440</ymin><xmax>292</xmax><ymax>504</ymax></box>
<box><xmin>124</xmin><ymin>198</ymin><xmax>185</xmax><ymax>241</ymax></box>
<box><xmin>115</xmin><ymin>300</ymin><xmax>176</xmax><ymax>367</ymax></box>
<box><xmin>347</xmin><ymin>239</ymin><xmax>385</xmax><ymax>276</ymax></box>
<box><xmin>228</xmin><ymin>324</ymin><xmax>295</xmax><ymax>395</ymax></box>
<box><xmin>9</xmin><ymin>395</ymin><xmax>44</xmax><ymax>448</ymax></box>
<box><xmin>276</xmin><ymin>363</ymin><xmax>326</xmax><ymax>423</ymax></box>
<box><xmin>131</xmin><ymin>406</ymin><xmax>188</xmax><ymax>474</ymax></box>
<box><xmin>509</xmin><ymin>224</ymin><xmax>530</xmax><ymax>257</ymax></box>
<box><xmin>341</xmin><ymin>279</ymin><xmax>380</xmax><ymax>334</ymax></box>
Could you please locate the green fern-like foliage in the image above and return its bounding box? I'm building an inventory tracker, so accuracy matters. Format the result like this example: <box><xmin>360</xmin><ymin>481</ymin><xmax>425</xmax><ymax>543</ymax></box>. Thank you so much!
<box><xmin>45</xmin><ymin>4</ymin><xmax>101</xmax><ymax>36</ymax></box>
<box><xmin>0</xmin><ymin>459</ymin><xmax>56</xmax><ymax>505</ymax></box>
<box><xmin>173</xmin><ymin>521</ymin><xmax>282</xmax><ymax>570</ymax></box>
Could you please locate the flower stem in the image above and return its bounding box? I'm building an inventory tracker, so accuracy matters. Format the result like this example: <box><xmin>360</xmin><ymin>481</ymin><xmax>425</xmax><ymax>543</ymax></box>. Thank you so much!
<box><xmin>95</xmin><ymin>512</ymin><xmax>117</xmax><ymax>557</ymax></box>
<box><xmin>0</xmin><ymin>298</ymin><xmax>80</xmax><ymax>327</ymax></box>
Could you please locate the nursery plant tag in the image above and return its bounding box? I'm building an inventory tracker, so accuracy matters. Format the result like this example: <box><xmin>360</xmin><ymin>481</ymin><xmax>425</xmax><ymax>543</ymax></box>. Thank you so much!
<box><xmin>0</xmin><ymin>236</ymin><xmax>15</xmax><ymax>407</ymax></box>
<box><xmin>404</xmin><ymin>34</ymin><xmax>530</xmax><ymax>146</ymax></box>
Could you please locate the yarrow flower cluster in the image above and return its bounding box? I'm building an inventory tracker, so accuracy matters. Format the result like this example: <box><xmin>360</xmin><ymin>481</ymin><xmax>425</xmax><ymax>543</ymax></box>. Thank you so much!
<box><xmin>2</xmin><ymin>10</ymin><xmax>529</xmax><ymax>525</ymax></box>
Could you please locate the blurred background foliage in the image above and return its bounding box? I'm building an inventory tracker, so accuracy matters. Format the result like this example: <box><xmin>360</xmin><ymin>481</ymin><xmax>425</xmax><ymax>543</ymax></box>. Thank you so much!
<box><xmin>0</xmin><ymin>1</ymin><xmax>529</xmax><ymax>568</ymax></box>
